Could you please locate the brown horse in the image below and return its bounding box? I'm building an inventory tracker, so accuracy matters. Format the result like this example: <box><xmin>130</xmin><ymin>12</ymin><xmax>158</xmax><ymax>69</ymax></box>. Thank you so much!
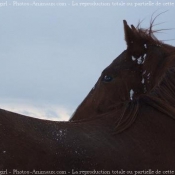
<box><xmin>1</xmin><ymin>20</ymin><xmax>175</xmax><ymax>173</ymax></box>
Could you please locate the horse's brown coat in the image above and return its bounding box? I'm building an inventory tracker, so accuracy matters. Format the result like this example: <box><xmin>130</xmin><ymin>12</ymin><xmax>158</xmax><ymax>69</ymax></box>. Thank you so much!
<box><xmin>1</xmin><ymin>20</ymin><xmax>175</xmax><ymax>171</ymax></box>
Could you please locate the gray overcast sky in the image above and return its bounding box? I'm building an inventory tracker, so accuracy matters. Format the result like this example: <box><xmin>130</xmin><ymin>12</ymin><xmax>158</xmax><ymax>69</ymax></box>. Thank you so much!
<box><xmin>0</xmin><ymin>0</ymin><xmax>175</xmax><ymax>121</ymax></box>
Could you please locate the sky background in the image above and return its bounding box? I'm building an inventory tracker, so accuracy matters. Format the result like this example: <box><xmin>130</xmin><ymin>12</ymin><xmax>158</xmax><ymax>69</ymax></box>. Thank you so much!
<box><xmin>0</xmin><ymin>0</ymin><xmax>175</xmax><ymax>121</ymax></box>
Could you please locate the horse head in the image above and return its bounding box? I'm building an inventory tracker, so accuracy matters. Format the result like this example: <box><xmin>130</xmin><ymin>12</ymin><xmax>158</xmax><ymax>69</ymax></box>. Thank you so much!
<box><xmin>71</xmin><ymin>20</ymin><xmax>175</xmax><ymax>133</ymax></box>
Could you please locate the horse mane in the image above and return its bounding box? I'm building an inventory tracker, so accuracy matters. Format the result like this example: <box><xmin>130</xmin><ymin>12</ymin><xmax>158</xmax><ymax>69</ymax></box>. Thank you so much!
<box><xmin>137</xmin><ymin>27</ymin><xmax>175</xmax><ymax>51</ymax></box>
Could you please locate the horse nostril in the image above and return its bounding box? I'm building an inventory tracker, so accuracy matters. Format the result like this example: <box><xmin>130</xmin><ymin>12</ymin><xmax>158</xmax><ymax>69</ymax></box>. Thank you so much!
<box><xmin>102</xmin><ymin>75</ymin><xmax>113</xmax><ymax>82</ymax></box>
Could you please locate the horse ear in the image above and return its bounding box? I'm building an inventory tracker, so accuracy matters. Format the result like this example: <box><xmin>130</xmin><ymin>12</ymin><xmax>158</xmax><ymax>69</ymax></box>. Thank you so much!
<box><xmin>123</xmin><ymin>20</ymin><xmax>137</xmax><ymax>47</ymax></box>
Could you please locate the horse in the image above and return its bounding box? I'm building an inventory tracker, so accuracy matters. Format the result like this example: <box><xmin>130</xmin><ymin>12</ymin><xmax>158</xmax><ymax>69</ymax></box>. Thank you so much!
<box><xmin>0</xmin><ymin>19</ymin><xmax>175</xmax><ymax>173</ymax></box>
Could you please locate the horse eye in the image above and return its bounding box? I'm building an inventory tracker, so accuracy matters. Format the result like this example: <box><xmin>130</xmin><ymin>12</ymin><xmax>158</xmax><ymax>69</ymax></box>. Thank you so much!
<box><xmin>102</xmin><ymin>75</ymin><xmax>113</xmax><ymax>82</ymax></box>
